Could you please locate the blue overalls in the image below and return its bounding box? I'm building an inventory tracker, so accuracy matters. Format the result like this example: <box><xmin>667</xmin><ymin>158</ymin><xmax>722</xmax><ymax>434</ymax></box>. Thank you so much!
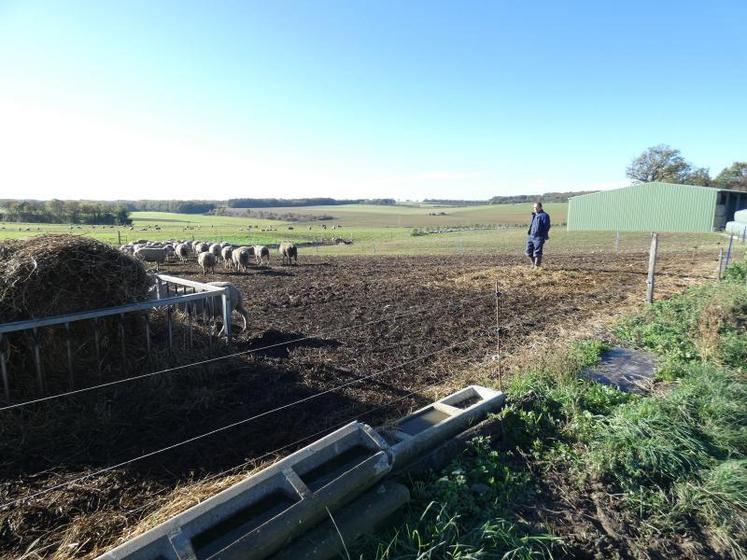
<box><xmin>525</xmin><ymin>211</ymin><xmax>551</xmax><ymax>262</ymax></box>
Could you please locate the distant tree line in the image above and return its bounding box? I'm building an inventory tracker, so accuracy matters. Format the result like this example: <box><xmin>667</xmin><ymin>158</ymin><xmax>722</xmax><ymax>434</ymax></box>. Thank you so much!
<box><xmin>116</xmin><ymin>200</ymin><xmax>220</xmax><ymax>213</ymax></box>
<box><xmin>423</xmin><ymin>199</ymin><xmax>486</xmax><ymax>206</ymax></box>
<box><xmin>627</xmin><ymin>145</ymin><xmax>747</xmax><ymax>191</ymax></box>
<box><xmin>226</xmin><ymin>198</ymin><xmax>396</xmax><ymax>208</ymax></box>
<box><xmin>0</xmin><ymin>200</ymin><xmax>131</xmax><ymax>225</ymax></box>
<box><xmin>425</xmin><ymin>192</ymin><xmax>597</xmax><ymax>205</ymax></box>
<box><xmin>212</xmin><ymin>207</ymin><xmax>335</xmax><ymax>221</ymax></box>
<box><xmin>488</xmin><ymin>191</ymin><xmax>598</xmax><ymax>204</ymax></box>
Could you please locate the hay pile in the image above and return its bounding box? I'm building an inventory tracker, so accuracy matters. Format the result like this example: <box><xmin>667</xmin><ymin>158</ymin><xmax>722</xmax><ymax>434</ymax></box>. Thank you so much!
<box><xmin>0</xmin><ymin>235</ymin><xmax>152</xmax><ymax>323</ymax></box>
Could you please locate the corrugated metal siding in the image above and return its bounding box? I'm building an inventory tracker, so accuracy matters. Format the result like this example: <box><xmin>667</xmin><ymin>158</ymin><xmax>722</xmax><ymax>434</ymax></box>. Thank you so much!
<box><xmin>567</xmin><ymin>182</ymin><xmax>718</xmax><ymax>232</ymax></box>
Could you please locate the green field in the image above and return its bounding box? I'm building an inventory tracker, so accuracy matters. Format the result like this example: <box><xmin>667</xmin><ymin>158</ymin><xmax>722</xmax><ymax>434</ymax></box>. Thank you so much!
<box><xmin>0</xmin><ymin>203</ymin><xmax>739</xmax><ymax>258</ymax></box>
<box><xmin>221</xmin><ymin>202</ymin><xmax>568</xmax><ymax>228</ymax></box>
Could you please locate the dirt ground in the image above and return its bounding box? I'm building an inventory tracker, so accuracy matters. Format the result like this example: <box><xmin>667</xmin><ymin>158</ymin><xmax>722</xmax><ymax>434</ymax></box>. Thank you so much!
<box><xmin>0</xmin><ymin>250</ymin><xmax>720</xmax><ymax>559</ymax></box>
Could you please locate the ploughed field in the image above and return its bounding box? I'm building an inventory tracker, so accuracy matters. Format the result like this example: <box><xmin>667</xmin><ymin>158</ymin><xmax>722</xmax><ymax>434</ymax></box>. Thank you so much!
<box><xmin>0</xmin><ymin>251</ymin><xmax>717</xmax><ymax>559</ymax></box>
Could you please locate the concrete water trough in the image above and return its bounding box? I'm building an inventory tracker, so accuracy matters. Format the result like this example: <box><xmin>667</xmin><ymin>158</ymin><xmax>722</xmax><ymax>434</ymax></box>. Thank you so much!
<box><xmin>380</xmin><ymin>385</ymin><xmax>505</xmax><ymax>471</ymax></box>
<box><xmin>97</xmin><ymin>421</ymin><xmax>390</xmax><ymax>560</ymax></box>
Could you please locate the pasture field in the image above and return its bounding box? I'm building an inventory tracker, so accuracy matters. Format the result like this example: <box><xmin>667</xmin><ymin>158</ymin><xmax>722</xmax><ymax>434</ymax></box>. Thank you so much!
<box><xmin>0</xmin><ymin>204</ymin><xmax>739</xmax><ymax>259</ymax></box>
<box><xmin>220</xmin><ymin>202</ymin><xmax>569</xmax><ymax>227</ymax></box>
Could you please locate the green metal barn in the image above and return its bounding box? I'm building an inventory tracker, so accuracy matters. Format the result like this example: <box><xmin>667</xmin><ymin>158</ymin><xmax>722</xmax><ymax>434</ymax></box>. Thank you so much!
<box><xmin>567</xmin><ymin>182</ymin><xmax>747</xmax><ymax>232</ymax></box>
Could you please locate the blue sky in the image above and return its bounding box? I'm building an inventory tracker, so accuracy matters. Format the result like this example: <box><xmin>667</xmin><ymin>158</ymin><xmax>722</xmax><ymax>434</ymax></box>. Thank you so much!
<box><xmin>1</xmin><ymin>0</ymin><xmax>745</xmax><ymax>200</ymax></box>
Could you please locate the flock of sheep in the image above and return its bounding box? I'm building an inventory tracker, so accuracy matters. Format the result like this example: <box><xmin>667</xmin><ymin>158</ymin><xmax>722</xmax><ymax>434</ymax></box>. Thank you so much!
<box><xmin>122</xmin><ymin>240</ymin><xmax>298</xmax><ymax>273</ymax></box>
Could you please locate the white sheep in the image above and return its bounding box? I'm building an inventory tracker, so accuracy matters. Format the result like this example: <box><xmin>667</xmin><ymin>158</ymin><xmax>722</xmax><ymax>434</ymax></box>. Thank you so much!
<box><xmin>134</xmin><ymin>247</ymin><xmax>168</xmax><ymax>271</ymax></box>
<box><xmin>207</xmin><ymin>281</ymin><xmax>250</xmax><ymax>336</ymax></box>
<box><xmin>221</xmin><ymin>245</ymin><xmax>234</xmax><ymax>269</ymax></box>
<box><xmin>232</xmin><ymin>246</ymin><xmax>254</xmax><ymax>272</ymax></box>
<box><xmin>254</xmin><ymin>245</ymin><xmax>270</xmax><ymax>266</ymax></box>
<box><xmin>197</xmin><ymin>251</ymin><xmax>217</xmax><ymax>275</ymax></box>
<box><xmin>208</xmin><ymin>243</ymin><xmax>222</xmax><ymax>257</ymax></box>
<box><xmin>279</xmin><ymin>242</ymin><xmax>298</xmax><ymax>265</ymax></box>
<box><xmin>175</xmin><ymin>242</ymin><xmax>192</xmax><ymax>263</ymax></box>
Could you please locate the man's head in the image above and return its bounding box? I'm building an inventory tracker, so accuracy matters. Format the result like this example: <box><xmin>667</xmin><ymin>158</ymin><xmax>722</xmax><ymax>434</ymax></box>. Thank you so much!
<box><xmin>533</xmin><ymin>202</ymin><xmax>543</xmax><ymax>213</ymax></box>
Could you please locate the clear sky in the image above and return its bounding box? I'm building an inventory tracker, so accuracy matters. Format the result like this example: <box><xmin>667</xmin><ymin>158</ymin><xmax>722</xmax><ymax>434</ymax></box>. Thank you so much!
<box><xmin>1</xmin><ymin>0</ymin><xmax>745</xmax><ymax>201</ymax></box>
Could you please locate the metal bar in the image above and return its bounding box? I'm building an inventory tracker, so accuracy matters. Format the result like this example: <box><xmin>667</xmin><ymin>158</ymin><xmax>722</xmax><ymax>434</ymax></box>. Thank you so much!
<box><xmin>0</xmin><ymin>291</ymin><xmax>219</xmax><ymax>334</ymax></box>
<box><xmin>156</xmin><ymin>274</ymin><xmax>225</xmax><ymax>292</ymax></box>
<box><xmin>717</xmin><ymin>248</ymin><xmax>724</xmax><ymax>280</ymax></box>
<box><xmin>65</xmin><ymin>322</ymin><xmax>74</xmax><ymax>389</ymax></box>
<box><xmin>646</xmin><ymin>233</ymin><xmax>658</xmax><ymax>304</ymax></box>
<box><xmin>119</xmin><ymin>313</ymin><xmax>127</xmax><ymax>367</ymax></box>
<box><xmin>167</xmin><ymin>306</ymin><xmax>174</xmax><ymax>356</ymax></box>
<box><xmin>144</xmin><ymin>313</ymin><xmax>151</xmax><ymax>359</ymax></box>
<box><xmin>31</xmin><ymin>328</ymin><xmax>44</xmax><ymax>393</ymax></box>
<box><xmin>93</xmin><ymin>318</ymin><xmax>102</xmax><ymax>378</ymax></box>
<box><xmin>187</xmin><ymin>302</ymin><xmax>194</xmax><ymax>348</ymax></box>
<box><xmin>222</xmin><ymin>291</ymin><xmax>232</xmax><ymax>339</ymax></box>
<box><xmin>0</xmin><ymin>335</ymin><xmax>9</xmax><ymax>402</ymax></box>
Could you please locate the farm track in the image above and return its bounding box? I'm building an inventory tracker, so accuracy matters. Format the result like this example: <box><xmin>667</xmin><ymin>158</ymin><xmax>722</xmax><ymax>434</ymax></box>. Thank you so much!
<box><xmin>0</xmin><ymin>251</ymin><xmax>717</xmax><ymax>559</ymax></box>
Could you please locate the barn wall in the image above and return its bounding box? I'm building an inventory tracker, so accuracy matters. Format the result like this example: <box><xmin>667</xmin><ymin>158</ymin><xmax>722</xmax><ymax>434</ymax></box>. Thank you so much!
<box><xmin>567</xmin><ymin>182</ymin><xmax>718</xmax><ymax>232</ymax></box>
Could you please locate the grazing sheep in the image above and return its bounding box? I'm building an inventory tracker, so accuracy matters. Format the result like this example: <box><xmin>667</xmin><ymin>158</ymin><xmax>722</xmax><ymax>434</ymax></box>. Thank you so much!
<box><xmin>134</xmin><ymin>247</ymin><xmax>168</xmax><ymax>271</ymax></box>
<box><xmin>197</xmin><ymin>251</ymin><xmax>217</xmax><ymax>275</ymax></box>
<box><xmin>254</xmin><ymin>245</ymin><xmax>270</xmax><ymax>266</ymax></box>
<box><xmin>208</xmin><ymin>243</ymin><xmax>221</xmax><ymax>255</ymax></box>
<box><xmin>208</xmin><ymin>281</ymin><xmax>250</xmax><ymax>336</ymax></box>
<box><xmin>221</xmin><ymin>245</ymin><xmax>234</xmax><ymax>269</ymax></box>
<box><xmin>279</xmin><ymin>242</ymin><xmax>298</xmax><ymax>265</ymax></box>
<box><xmin>195</xmin><ymin>241</ymin><xmax>210</xmax><ymax>254</ymax></box>
<box><xmin>232</xmin><ymin>246</ymin><xmax>254</xmax><ymax>272</ymax></box>
<box><xmin>175</xmin><ymin>242</ymin><xmax>192</xmax><ymax>263</ymax></box>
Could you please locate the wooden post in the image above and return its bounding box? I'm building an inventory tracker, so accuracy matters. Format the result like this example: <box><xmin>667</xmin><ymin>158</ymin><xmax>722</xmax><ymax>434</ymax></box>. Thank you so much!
<box><xmin>646</xmin><ymin>233</ymin><xmax>658</xmax><ymax>304</ymax></box>
<box><xmin>117</xmin><ymin>230</ymin><xmax>121</xmax><ymax>245</ymax></box>
<box><xmin>717</xmin><ymin>248</ymin><xmax>724</xmax><ymax>280</ymax></box>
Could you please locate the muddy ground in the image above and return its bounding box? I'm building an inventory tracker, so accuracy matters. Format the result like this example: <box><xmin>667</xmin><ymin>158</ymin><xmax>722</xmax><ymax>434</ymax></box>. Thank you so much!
<box><xmin>0</xmin><ymin>250</ymin><xmax>718</xmax><ymax>559</ymax></box>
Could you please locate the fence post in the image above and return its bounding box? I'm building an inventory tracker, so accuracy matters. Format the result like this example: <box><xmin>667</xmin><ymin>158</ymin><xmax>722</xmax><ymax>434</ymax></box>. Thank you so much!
<box><xmin>725</xmin><ymin>235</ymin><xmax>734</xmax><ymax>269</ymax></box>
<box><xmin>221</xmin><ymin>290</ymin><xmax>232</xmax><ymax>340</ymax></box>
<box><xmin>646</xmin><ymin>233</ymin><xmax>658</xmax><ymax>304</ymax></box>
<box><xmin>717</xmin><ymin>248</ymin><xmax>724</xmax><ymax>280</ymax></box>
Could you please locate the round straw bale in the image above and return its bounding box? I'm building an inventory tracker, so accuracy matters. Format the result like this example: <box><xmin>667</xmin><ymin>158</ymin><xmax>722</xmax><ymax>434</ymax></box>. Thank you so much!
<box><xmin>0</xmin><ymin>235</ymin><xmax>152</xmax><ymax>322</ymax></box>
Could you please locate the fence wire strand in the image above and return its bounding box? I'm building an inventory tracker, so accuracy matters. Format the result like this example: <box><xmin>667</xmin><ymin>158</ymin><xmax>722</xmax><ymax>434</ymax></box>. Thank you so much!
<box><xmin>1</xmin><ymin>327</ymin><xmax>493</xmax><ymax>510</ymax></box>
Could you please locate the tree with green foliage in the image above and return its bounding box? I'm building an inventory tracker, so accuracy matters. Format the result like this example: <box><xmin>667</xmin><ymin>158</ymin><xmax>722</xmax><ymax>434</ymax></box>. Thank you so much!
<box><xmin>626</xmin><ymin>144</ymin><xmax>711</xmax><ymax>185</ymax></box>
<box><xmin>714</xmin><ymin>161</ymin><xmax>747</xmax><ymax>191</ymax></box>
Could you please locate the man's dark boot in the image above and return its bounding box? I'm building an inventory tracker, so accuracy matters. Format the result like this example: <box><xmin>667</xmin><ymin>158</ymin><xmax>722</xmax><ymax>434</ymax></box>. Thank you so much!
<box><xmin>534</xmin><ymin>256</ymin><xmax>542</xmax><ymax>268</ymax></box>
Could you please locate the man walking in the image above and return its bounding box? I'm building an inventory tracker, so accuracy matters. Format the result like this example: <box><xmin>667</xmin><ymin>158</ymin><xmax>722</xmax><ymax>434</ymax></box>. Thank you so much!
<box><xmin>525</xmin><ymin>202</ymin><xmax>551</xmax><ymax>268</ymax></box>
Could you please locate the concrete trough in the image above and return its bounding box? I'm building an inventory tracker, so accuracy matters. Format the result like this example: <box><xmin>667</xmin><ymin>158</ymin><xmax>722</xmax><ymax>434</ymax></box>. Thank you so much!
<box><xmin>381</xmin><ymin>385</ymin><xmax>505</xmax><ymax>471</ymax></box>
<box><xmin>270</xmin><ymin>481</ymin><xmax>410</xmax><ymax>560</ymax></box>
<box><xmin>97</xmin><ymin>422</ymin><xmax>390</xmax><ymax>560</ymax></box>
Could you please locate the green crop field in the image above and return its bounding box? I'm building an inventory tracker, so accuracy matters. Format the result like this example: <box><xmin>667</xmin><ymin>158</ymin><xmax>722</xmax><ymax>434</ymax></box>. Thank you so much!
<box><xmin>0</xmin><ymin>203</ymin><xmax>739</xmax><ymax>259</ymax></box>
<box><xmin>221</xmin><ymin>202</ymin><xmax>568</xmax><ymax>228</ymax></box>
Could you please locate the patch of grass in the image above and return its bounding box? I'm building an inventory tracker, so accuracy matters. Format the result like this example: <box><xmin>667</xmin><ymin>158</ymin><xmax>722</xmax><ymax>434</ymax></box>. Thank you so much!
<box><xmin>355</xmin><ymin>437</ymin><xmax>562</xmax><ymax>559</ymax></box>
<box><xmin>616</xmin><ymin>279</ymin><xmax>747</xmax><ymax>373</ymax></box>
